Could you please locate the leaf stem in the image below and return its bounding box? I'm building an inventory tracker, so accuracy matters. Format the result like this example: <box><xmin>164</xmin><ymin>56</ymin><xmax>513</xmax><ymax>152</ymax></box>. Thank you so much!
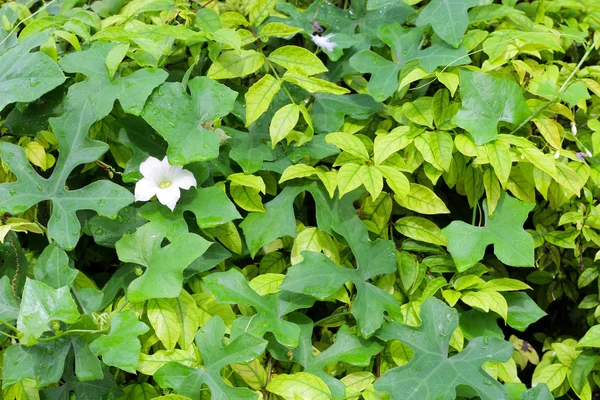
<box><xmin>0</xmin><ymin>318</ymin><xmax>18</xmax><ymax>333</ymax></box>
<box><xmin>314</xmin><ymin>311</ymin><xmax>352</xmax><ymax>326</ymax></box>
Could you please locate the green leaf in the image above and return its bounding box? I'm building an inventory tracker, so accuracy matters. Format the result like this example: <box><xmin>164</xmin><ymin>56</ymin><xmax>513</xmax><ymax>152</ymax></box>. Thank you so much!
<box><xmin>375</xmin><ymin>297</ymin><xmax>513</xmax><ymax>400</ymax></box>
<box><xmin>442</xmin><ymin>192</ymin><xmax>534</xmax><ymax>271</ymax></box>
<box><xmin>268</xmin><ymin>46</ymin><xmax>327</xmax><ymax>75</ymax></box>
<box><xmin>154</xmin><ymin>316</ymin><xmax>267</xmax><ymax>400</ymax></box>
<box><xmin>207</xmin><ymin>50</ymin><xmax>264</xmax><ymax>79</ymax></box>
<box><xmin>282</xmin><ymin>216</ymin><xmax>401</xmax><ymax>336</ymax></box>
<box><xmin>570</xmin><ymin>349</ymin><xmax>597</xmax><ymax>394</ymax></box>
<box><xmin>270</xmin><ymin>103</ymin><xmax>300</xmax><ymax>146</ymax></box>
<box><xmin>349</xmin><ymin>50</ymin><xmax>401</xmax><ymax>101</ymax></box>
<box><xmin>245</xmin><ymin>74</ymin><xmax>281</xmax><ymax>126</ymax></box>
<box><xmin>537</xmin><ymin>81</ymin><xmax>590</xmax><ymax>106</ymax></box>
<box><xmin>0</xmin><ymin>276</ymin><xmax>20</xmax><ymax>323</ymax></box>
<box><xmin>267</xmin><ymin>372</ymin><xmax>331</xmax><ymax>400</ymax></box>
<box><xmin>88</xmin><ymin>204</ymin><xmax>147</xmax><ymax>248</ymax></box>
<box><xmin>453</xmin><ymin>70</ymin><xmax>531</xmax><ymax>145</ymax></box>
<box><xmin>89</xmin><ymin>310</ymin><xmax>149</xmax><ymax>373</ymax></box>
<box><xmin>204</xmin><ymin>268</ymin><xmax>312</xmax><ymax>347</ymax></box>
<box><xmin>577</xmin><ymin>325</ymin><xmax>600</xmax><ymax>348</ymax></box>
<box><xmin>33</xmin><ymin>242</ymin><xmax>78</xmax><ymax>289</ymax></box>
<box><xmin>311</xmin><ymin>94</ymin><xmax>384</xmax><ymax>133</ymax></box>
<box><xmin>139</xmin><ymin>186</ymin><xmax>241</xmax><ymax>238</ymax></box>
<box><xmin>416</xmin><ymin>0</ymin><xmax>479</xmax><ymax>47</ymax></box>
<box><xmin>142</xmin><ymin>77</ymin><xmax>237</xmax><ymax>164</ymax></box>
<box><xmin>503</xmin><ymin>292</ymin><xmax>546</xmax><ymax>332</ymax></box>
<box><xmin>0</xmin><ymin>32</ymin><xmax>66</xmax><ymax>112</ymax></box>
<box><xmin>17</xmin><ymin>278</ymin><xmax>80</xmax><ymax>345</ymax></box>
<box><xmin>395</xmin><ymin>216</ymin><xmax>447</xmax><ymax>246</ymax></box>
<box><xmin>378</xmin><ymin>24</ymin><xmax>471</xmax><ymax>73</ymax></box>
<box><xmin>115</xmin><ymin>222</ymin><xmax>211</xmax><ymax>302</ymax></box>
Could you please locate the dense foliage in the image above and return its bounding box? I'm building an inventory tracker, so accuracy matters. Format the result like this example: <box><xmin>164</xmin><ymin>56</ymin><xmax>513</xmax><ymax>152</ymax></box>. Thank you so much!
<box><xmin>1</xmin><ymin>0</ymin><xmax>600</xmax><ymax>399</ymax></box>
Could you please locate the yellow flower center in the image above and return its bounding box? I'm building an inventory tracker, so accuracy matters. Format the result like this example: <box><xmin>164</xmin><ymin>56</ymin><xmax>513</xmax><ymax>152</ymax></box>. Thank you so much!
<box><xmin>159</xmin><ymin>181</ymin><xmax>172</xmax><ymax>188</ymax></box>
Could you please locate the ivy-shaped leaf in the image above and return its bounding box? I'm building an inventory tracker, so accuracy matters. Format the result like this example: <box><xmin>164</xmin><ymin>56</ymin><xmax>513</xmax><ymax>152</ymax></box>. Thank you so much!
<box><xmin>4</xmin><ymin>336</ymin><xmax>103</xmax><ymax>388</ymax></box>
<box><xmin>154</xmin><ymin>316</ymin><xmax>267</xmax><ymax>400</ymax></box>
<box><xmin>204</xmin><ymin>268</ymin><xmax>315</xmax><ymax>348</ymax></box>
<box><xmin>142</xmin><ymin>76</ymin><xmax>238</xmax><ymax>164</ymax></box>
<box><xmin>138</xmin><ymin>186</ymin><xmax>241</xmax><ymax>238</ymax></box>
<box><xmin>375</xmin><ymin>297</ymin><xmax>514</xmax><ymax>400</ymax></box>
<box><xmin>282</xmin><ymin>313</ymin><xmax>383</xmax><ymax>398</ymax></box>
<box><xmin>89</xmin><ymin>310</ymin><xmax>149</xmax><ymax>373</ymax></box>
<box><xmin>310</xmin><ymin>94</ymin><xmax>384</xmax><ymax>133</ymax></box>
<box><xmin>453</xmin><ymin>70</ymin><xmax>531</xmax><ymax>145</ymax></box>
<box><xmin>0</xmin><ymin>32</ymin><xmax>66</xmax><ymax>111</ymax></box>
<box><xmin>416</xmin><ymin>0</ymin><xmax>480</xmax><ymax>47</ymax></box>
<box><xmin>377</xmin><ymin>24</ymin><xmax>471</xmax><ymax>73</ymax></box>
<box><xmin>282</xmin><ymin>215</ymin><xmax>402</xmax><ymax>337</ymax></box>
<box><xmin>17</xmin><ymin>278</ymin><xmax>80</xmax><ymax>345</ymax></box>
<box><xmin>240</xmin><ymin>182</ymin><xmax>349</xmax><ymax>257</ymax></box>
<box><xmin>442</xmin><ymin>192</ymin><xmax>534</xmax><ymax>272</ymax></box>
<box><xmin>115</xmin><ymin>222</ymin><xmax>212</xmax><ymax>302</ymax></box>
<box><xmin>42</xmin><ymin>356</ymin><xmax>122</xmax><ymax>400</ymax></box>
<box><xmin>0</xmin><ymin>42</ymin><xmax>168</xmax><ymax>250</ymax></box>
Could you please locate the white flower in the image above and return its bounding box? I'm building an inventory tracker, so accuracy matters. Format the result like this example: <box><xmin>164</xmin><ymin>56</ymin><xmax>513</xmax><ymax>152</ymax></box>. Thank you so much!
<box><xmin>571</xmin><ymin>121</ymin><xmax>578</xmax><ymax>136</ymax></box>
<box><xmin>554</xmin><ymin>150</ymin><xmax>560</xmax><ymax>159</ymax></box>
<box><xmin>134</xmin><ymin>156</ymin><xmax>197</xmax><ymax>211</ymax></box>
<box><xmin>311</xmin><ymin>33</ymin><xmax>337</xmax><ymax>52</ymax></box>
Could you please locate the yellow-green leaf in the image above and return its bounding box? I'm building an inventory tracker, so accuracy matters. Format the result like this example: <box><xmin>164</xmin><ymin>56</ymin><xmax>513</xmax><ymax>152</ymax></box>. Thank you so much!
<box><xmin>485</xmin><ymin>140</ymin><xmax>512</xmax><ymax>183</ymax></box>
<box><xmin>165</xmin><ymin>290</ymin><xmax>201</xmax><ymax>350</ymax></box>
<box><xmin>268</xmin><ymin>46</ymin><xmax>328</xmax><ymax>76</ymax></box>
<box><xmin>373</xmin><ymin>126</ymin><xmax>412</xmax><ymax>165</ymax></box>
<box><xmin>337</xmin><ymin>163</ymin><xmax>362</xmax><ymax>197</ymax></box>
<box><xmin>280</xmin><ymin>164</ymin><xmax>317</xmax><ymax>183</ymax></box>
<box><xmin>231</xmin><ymin>183</ymin><xmax>265</xmax><ymax>212</ymax></box>
<box><xmin>395</xmin><ymin>216</ymin><xmax>447</xmax><ymax>246</ymax></box>
<box><xmin>147</xmin><ymin>299</ymin><xmax>181</xmax><ymax>351</ymax></box>
<box><xmin>227</xmin><ymin>173</ymin><xmax>266</xmax><ymax>193</ymax></box>
<box><xmin>270</xmin><ymin>103</ymin><xmax>300</xmax><ymax>147</ymax></box>
<box><xmin>23</xmin><ymin>141</ymin><xmax>47</xmax><ymax>170</ymax></box>
<box><xmin>395</xmin><ymin>183</ymin><xmax>450</xmax><ymax>214</ymax></box>
<box><xmin>283</xmin><ymin>68</ymin><xmax>349</xmax><ymax>95</ymax></box>
<box><xmin>245</xmin><ymin>74</ymin><xmax>281</xmax><ymax>126</ymax></box>
<box><xmin>267</xmin><ymin>372</ymin><xmax>331</xmax><ymax>400</ymax></box>
<box><xmin>359</xmin><ymin>165</ymin><xmax>383</xmax><ymax>200</ymax></box>
<box><xmin>483</xmin><ymin>168</ymin><xmax>501</xmax><ymax>215</ymax></box>
<box><xmin>376</xmin><ymin>165</ymin><xmax>410</xmax><ymax>198</ymax></box>
<box><xmin>326</xmin><ymin>132</ymin><xmax>369</xmax><ymax>161</ymax></box>
<box><xmin>207</xmin><ymin>50</ymin><xmax>264</xmax><ymax>79</ymax></box>
<box><xmin>259</xmin><ymin>22</ymin><xmax>303</xmax><ymax>38</ymax></box>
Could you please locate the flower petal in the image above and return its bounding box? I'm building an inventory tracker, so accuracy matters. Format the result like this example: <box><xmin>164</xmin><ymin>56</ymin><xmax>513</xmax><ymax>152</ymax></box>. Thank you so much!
<box><xmin>139</xmin><ymin>156</ymin><xmax>164</xmax><ymax>181</ymax></box>
<box><xmin>173</xmin><ymin>169</ymin><xmax>197</xmax><ymax>190</ymax></box>
<box><xmin>135</xmin><ymin>178</ymin><xmax>158</xmax><ymax>202</ymax></box>
<box><xmin>156</xmin><ymin>185</ymin><xmax>181</xmax><ymax>211</ymax></box>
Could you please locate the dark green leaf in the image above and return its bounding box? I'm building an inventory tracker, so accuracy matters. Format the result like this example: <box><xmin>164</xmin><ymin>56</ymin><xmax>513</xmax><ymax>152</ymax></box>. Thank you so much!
<box><xmin>155</xmin><ymin>316</ymin><xmax>267</xmax><ymax>400</ymax></box>
<box><xmin>376</xmin><ymin>297</ymin><xmax>514</xmax><ymax>400</ymax></box>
